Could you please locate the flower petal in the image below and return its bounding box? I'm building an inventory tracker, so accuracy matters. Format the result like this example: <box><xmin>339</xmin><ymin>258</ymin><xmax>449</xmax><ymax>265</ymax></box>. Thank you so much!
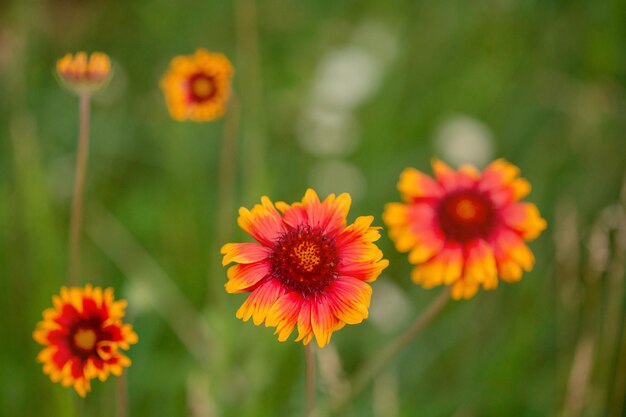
<box><xmin>225</xmin><ymin>261</ymin><xmax>270</xmax><ymax>293</ymax></box>
<box><xmin>463</xmin><ymin>239</ymin><xmax>498</xmax><ymax>289</ymax></box>
<box><xmin>411</xmin><ymin>243</ymin><xmax>463</xmax><ymax>288</ymax></box>
<box><xmin>310</xmin><ymin>298</ymin><xmax>338</xmax><ymax>348</ymax></box>
<box><xmin>326</xmin><ymin>277</ymin><xmax>372</xmax><ymax>325</ymax></box>
<box><xmin>500</xmin><ymin>202</ymin><xmax>547</xmax><ymax>240</ymax></box>
<box><xmin>337</xmin><ymin>256</ymin><xmax>389</xmax><ymax>282</ymax></box>
<box><xmin>237</xmin><ymin>196</ymin><xmax>287</xmax><ymax>246</ymax></box>
<box><xmin>397</xmin><ymin>167</ymin><xmax>443</xmax><ymax>202</ymax></box>
<box><xmin>236</xmin><ymin>279</ymin><xmax>285</xmax><ymax>326</ymax></box>
<box><xmin>266</xmin><ymin>291</ymin><xmax>303</xmax><ymax>342</ymax></box>
<box><xmin>301</xmin><ymin>189</ymin><xmax>352</xmax><ymax>237</ymax></box>
<box><xmin>221</xmin><ymin>242</ymin><xmax>272</xmax><ymax>265</ymax></box>
<box><xmin>490</xmin><ymin>229</ymin><xmax>535</xmax><ymax>282</ymax></box>
<box><xmin>432</xmin><ymin>159</ymin><xmax>477</xmax><ymax>190</ymax></box>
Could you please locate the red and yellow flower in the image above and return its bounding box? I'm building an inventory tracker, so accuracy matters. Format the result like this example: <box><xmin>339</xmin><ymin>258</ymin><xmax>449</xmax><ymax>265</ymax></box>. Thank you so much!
<box><xmin>160</xmin><ymin>48</ymin><xmax>233</xmax><ymax>122</ymax></box>
<box><xmin>383</xmin><ymin>159</ymin><xmax>547</xmax><ymax>300</ymax></box>
<box><xmin>33</xmin><ymin>285</ymin><xmax>138</xmax><ymax>397</ymax></box>
<box><xmin>56</xmin><ymin>52</ymin><xmax>111</xmax><ymax>94</ymax></box>
<box><xmin>221</xmin><ymin>189</ymin><xmax>389</xmax><ymax>348</ymax></box>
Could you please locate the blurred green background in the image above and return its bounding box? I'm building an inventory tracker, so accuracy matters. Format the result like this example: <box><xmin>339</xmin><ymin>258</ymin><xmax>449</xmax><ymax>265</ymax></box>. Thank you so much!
<box><xmin>1</xmin><ymin>0</ymin><xmax>626</xmax><ymax>416</ymax></box>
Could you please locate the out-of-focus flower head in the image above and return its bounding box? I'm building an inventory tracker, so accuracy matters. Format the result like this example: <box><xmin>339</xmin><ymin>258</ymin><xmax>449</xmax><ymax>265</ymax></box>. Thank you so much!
<box><xmin>160</xmin><ymin>48</ymin><xmax>233</xmax><ymax>122</ymax></box>
<box><xmin>56</xmin><ymin>52</ymin><xmax>111</xmax><ymax>94</ymax></box>
<box><xmin>383</xmin><ymin>159</ymin><xmax>547</xmax><ymax>300</ymax></box>
<box><xmin>33</xmin><ymin>285</ymin><xmax>138</xmax><ymax>397</ymax></box>
<box><xmin>221</xmin><ymin>189</ymin><xmax>388</xmax><ymax>348</ymax></box>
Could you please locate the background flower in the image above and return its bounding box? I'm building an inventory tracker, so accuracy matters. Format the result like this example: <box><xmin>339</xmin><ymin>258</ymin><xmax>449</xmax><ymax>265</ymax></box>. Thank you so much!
<box><xmin>33</xmin><ymin>285</ymin><xmax>138</xmax><ymax>397</ymax></box>
<box><xmin>160</xmin><ymin>48</ymin><xmax>233</xmax><ymax>122</ymax></box>
<box><xmin>56</xmin><ymin>52</ymin><xmax>111</xmax><ymax>94</ymax></box>
<box><xmin>384</xmin><ymin>159</ymin><xmax>547</xmax><ymax>299</ymax></box>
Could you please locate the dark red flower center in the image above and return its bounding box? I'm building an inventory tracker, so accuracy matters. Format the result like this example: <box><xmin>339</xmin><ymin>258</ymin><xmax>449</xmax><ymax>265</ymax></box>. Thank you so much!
<box><xmin>187</xmin><ymin>73</ymin><xmax>217</xmax><ymax>103</ymax></box>
<box><xmin>437</xmin><ymin>189</ymin><xmax>496</xmax><ymax>242</ymax></box>
<box><xmin>270</xmin><ymin>226</ymin><xmax>339</xmax><ymax>297</ymax></box>
<box><xmin>68</xmin><ymin>320</ymin><xmax>104</xmax><ymax>358</ymax></box>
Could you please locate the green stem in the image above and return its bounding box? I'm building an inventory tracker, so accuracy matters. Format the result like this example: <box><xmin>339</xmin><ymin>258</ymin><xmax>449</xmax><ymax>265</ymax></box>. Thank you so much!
<box><xmin>68</xmin><ymin>92</ymin><xmax>91</xmax><ymax>285</ymax></box>
<box><xmin>335</xmin><ymin>288</ymin><xmax>450</xmax><ymax>412</ymax></box>
<box><xmin>305</xmin><ymin>343</ymin><xmax>316</xmax><ymax>417</ymax></box>
<box><xmin>116</xmin><ymin>373</ymin><xmax>128</xmax><ymax>417</ymax></box>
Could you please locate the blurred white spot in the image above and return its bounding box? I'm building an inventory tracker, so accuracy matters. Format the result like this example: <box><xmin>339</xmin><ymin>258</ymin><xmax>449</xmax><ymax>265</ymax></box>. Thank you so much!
<box><xmin>369</xmin><ymin>278</ymin><xmax>412</xmax><ymax>334</ymax></box>
<box><xmin>308</xmin><ymin>159</ymin><xmax>367</xmax><ymax>201</ymax></box>
<box><xmin>297</xmin><ymin>21</ymin><xmax>397</xmax><ymax>157</ymax></box>
<box><xmin>311</xmin><ymin>46</ymin><xmax>382</xmax><ymax>111</ymax></box>
<box><xmin>297</xmin><ymin>107</ymin><xmax>359</xmax><ymax>156</ymax></box>
<box><xmin>433</xmin><ymin>115</ymin><xmax>493</xmax><ymax>167</ymax></box>
<box><xmin>125</xmin><ymin>280</ymin><xmax>154</xmax><ymax>314</ymax></box>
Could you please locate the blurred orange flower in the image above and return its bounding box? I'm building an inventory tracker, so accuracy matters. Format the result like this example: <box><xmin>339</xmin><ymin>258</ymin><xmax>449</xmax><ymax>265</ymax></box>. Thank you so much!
<box><xmin>33</xmin><ymin>285</ymin><xmax>138</xmax><ymax>397</ymax></box>
<box><xmin>383</xmin><ymin>159</ymin><xmax>547</xmax><ymax>300</ymax></box>
<box><xmin>160</xmin><ymin>48</ymin><xmax>233</xmax><ymax>122</ymax></box>
<box><xmin>56</xmin><ymin>52</ymin><xmax>111</xmax><ymax>94</ymax></box>
<box><xmin>222</xmin><ymin>189</ymin><xmax>388</xmax><ymax>348</ymax></box>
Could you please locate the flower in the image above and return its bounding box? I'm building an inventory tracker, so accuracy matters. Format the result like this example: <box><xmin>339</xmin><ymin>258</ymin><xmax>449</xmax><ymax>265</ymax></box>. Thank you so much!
<box><xmin>221</xmin><ymin>189</ymin><xmax>388</xmax><ymax>348</ymax></box>
<box><xmin>383</xmin><ymin>159</ymin><xmax>547</xmax><ymax>300</ymax></box>
<box><xmin>33</xmin><ymin>285</ymin><xmax>138</xmax><ymax>397</ymax></box>
<box><xmin>56</xmin><ymin>52</ymin><xmax>111</xmax><ymax>94</ymax></box>
<box><xmin>160</xmin><ymin>48</ymin><xmax>233</xmax><ymax>122</ymax></box>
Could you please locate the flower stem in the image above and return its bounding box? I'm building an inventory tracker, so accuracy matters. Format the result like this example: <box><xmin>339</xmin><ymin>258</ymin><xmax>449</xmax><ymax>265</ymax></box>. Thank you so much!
<box><xmin>68</xmin><ymin>92</ymin><xmax>91</xmax><ymax>285</ymax></box>
<box><xmin>305</xmin><ymin>343</ymin><xmax>316</xmax><ymax>417</ymax></box>
<box><xmin>337</xmin><ymin>288</ymin><xmax>450</xmax><ymax>411</ymax></box>
<box><xmin>115</xmin><ymin>373</ymin><xmax>128</xmax><ymax>417</ymax></box>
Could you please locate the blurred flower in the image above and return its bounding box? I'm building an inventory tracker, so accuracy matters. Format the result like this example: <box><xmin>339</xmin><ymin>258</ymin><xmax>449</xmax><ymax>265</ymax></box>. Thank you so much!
<box><xmin>33</xmin><ymin>285</ymin><xmax>138</xmax><ymax>397</ymax></box>
<box><xmin>221</xmin><ymin>189</ymin><xmax>388</xmax><ymax>347</ymax></box>
<box><xmin>383</xmin><ymin>159</ymin><xmax>547</xmax><ymax>300</ymax></box>
<box><xmin>56</xmin><ymin>52</ymin><xmax>111</xmax><ymax>94</ymax></box>
<box><xmin>160</xmin><ymin>48</ymin><xmax>233</xmax><ymax>122</ymax></box>
<box><xmin>433</xmin><ymin>115</ymin><xmax>493</xmax><ymax>167</ymax></box>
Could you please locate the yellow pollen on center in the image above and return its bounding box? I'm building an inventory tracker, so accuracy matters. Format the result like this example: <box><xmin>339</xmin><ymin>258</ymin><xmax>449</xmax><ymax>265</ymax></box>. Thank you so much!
<box><xmin>455</xmin><ymin>199</ymin><xmax>478</xmax><ymax>220</ymax></box>
<box><xmin>191</xmin><ymin>77</ymin><xmax>214</xmax><ymax>98</ymax></box>
<box><xmin>293</xmin><ymin>242</ymin><xmax>321</xmax><ymax>272</ymax></box>
<box><xmin>74</xmin><ymin>329</ymin><xmax>97</xmax><ymax>351</ymax></box>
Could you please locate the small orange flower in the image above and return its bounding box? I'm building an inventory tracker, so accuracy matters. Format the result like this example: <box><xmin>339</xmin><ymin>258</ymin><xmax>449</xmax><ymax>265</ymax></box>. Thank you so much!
<box><xmin>56</xmin><ymin>52</ymin><xmax>111</xmax><ymax>94</ymax></box>
<box><xmin>160</xmin><ymin>48</ymin><xmax>233</xmax><ymax>122</ymax></box>
<box><xmin>383</xmin><ymin>159</ymin><xmax>547</xmax><ymax>300</ymax></box>
<box><xmin>33</xmin><ymin>285</ymin><xmax>138</xmax><ymax>397</ymax></box>
<box><xmin>221</xmin><ymin>189</ymin><xmax>388</xmax><ymax>348</ymax></box>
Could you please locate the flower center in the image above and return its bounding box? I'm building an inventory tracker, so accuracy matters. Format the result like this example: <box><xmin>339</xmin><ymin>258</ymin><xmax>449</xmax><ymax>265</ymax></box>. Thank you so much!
<box><xmin>270</xmin><ymin>226</ymin><xmax>339</xmax><ymax>296</ymax></box>
<box><xmin>293</xmin><ymin>241</ymin><xmax>321</xmax><ymax>272</ymax></box>
<box><xmin>437</xmin><ymin>190</ymin><xmax>495</xmax><ymax>242</ymax></box>
<box><xmin>188</xmin><ymin>73</ymin><xmax>216</xmax><ymax>102</ymax></box>
<box><xmin>73</xmin><ymin>328</ymin><xmax>97</xmax><ymax>351</ymax></box>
